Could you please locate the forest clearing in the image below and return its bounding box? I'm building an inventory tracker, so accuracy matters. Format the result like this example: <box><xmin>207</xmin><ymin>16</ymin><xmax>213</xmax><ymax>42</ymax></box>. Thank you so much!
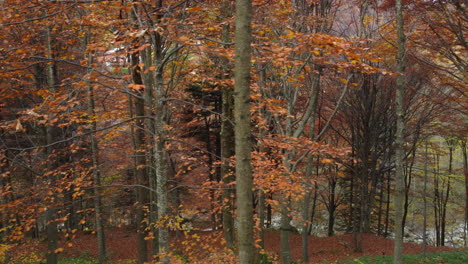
<box><xmin>0</xmin><ymin>0</ymin><xmax>466</xmax><ymax>263</ymax></box>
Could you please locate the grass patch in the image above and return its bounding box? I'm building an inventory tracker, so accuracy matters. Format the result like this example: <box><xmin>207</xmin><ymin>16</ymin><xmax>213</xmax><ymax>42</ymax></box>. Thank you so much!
<box><xmin>58</xmin><ymin>257</ymin><xmax>136</xmax><ymax>264</ymax></box>
<box><xmin>58</xmin><ymin>257</ymin><xmax>99</xmax><ymax>264</ymax></box>
<box><xmin>338</xmin><ymin>250</ymin><xmax>468</xmax><ymax>264</ymax></box>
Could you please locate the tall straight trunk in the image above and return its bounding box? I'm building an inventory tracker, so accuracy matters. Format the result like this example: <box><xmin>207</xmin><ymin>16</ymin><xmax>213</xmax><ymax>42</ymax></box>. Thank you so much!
<box><xmin>462</xmin><ymin>141</ymin><xmax>467</xmax><ymax>247</ymax></box>
<box><xmin>301</xmin><ymin>156</ymin><xmax>313</xmax><ymax>262</ymax></box>
<box><xmin>130</xmin><ymin>51</ymin><xmax>149</xmax><ymax>264</ymax></box>
<box><xmin>234</xmin><ymin>0</ymin><xmax>254</xmax><ymax>262</ymax></box>
<box><xmin>349</xmin><ymin>175</ymin><xmax>355</xmax><ymax>233</ymax></box>
<box><xmin>45</xmin><ymin>27</ymin><xmax>58</xmax><ymax>264</ymax></box>
<box><xmin>301</xmin><ymin>73</ymin><xmax>320</xmax><ymax>263</ymax></box>
<box><xmin>403</xmin><ymin>145</ymin><xmax>417</xmax><ymax>232</ymax></box>
<box><xmin>256</xmin><ymin>67</ymin><xmax>268</xmax><ymax>259</ymax></box>
<box><xmin>327</xmin><ymin>178</ymin><xmax>337</xmax><ymax>237</ymax></box>
<box><xmin>441</xmin><ymin>143</ymin><xmax>453</xmax><ymax>246</ymax></box>
<box><xmin>377</xmin><ymin>175</ymin><xmax>385</xmax><ymax>236</ymax></box>
<box><xmin>219</xmin><ymin>0</ymin><xmax>236</xmax><ymax>250</ymax></box>
<box><xmin>204</xmin><ymin>117</ymin><xmax>218</xmax><ymax>229</ymax></box>
<box><xmin>422</xmin><ymin>142</ymin><xmax>428</xmax><ymax>260</ymax></box>
<box><xmin>433</xmin><ymin>156</ymin><xmax>441</xmax><ymax>246</ymax></box>
<box><xmin>221</xmin><ymin>86</ymin><xmax>235</xmax><ymax>249</ymax></box>
<box><xmin>308</xmin><ymin>181</ymin><xmax>319</xmax><ymax>236</ymax></box>
<box><xmin>257</xmin><ymin>188</ymin><xmax>266</xmax><ymax>259</ymax></box>
<box><xmin>353</xmin><ymin>173</ymin><xmax>363</xmax><ymax>253</ymax></box>
<box><xmin>141</xmin><ymin>43</ymin><xmax>159</xmax><ymax>255</ymax></box>
<box><xmin>384</xmin><ymin>171</ymin><xmax>391</xmax><ymax>237</ymax></box>
<box><xmin>394</xmin><ymin>0</ymin><xmax>406</xmax><ymax>262</ymax></box>
<box><xmin>86</xmin><ymin>54</ymin><xmax>106</xmax><ymax>264</ymax></box>
<box><xmin>280</xmin><ymin>196</ymin><xmax>292</xmax><ymax>264</ymax></box>
<box><xmin>154</xmin><ymin>46</ymin><xmax>168</xmax><ymax>261</ymax></box>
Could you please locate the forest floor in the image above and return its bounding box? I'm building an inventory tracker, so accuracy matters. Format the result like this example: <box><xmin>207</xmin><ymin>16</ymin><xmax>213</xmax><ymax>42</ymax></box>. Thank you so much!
<box><xmin>12</xmin><ymin>227</ymin><xmax>460</xmax><ymax>263</ymax></box>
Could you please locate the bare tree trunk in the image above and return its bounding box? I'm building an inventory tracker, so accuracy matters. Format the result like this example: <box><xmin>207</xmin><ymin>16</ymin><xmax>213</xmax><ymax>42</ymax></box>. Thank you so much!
<box><xmin>384</xmin><ymin>171</ymin><xmax>391</xmax><ymax>238</ymax></box>
<box><xmin>422</xmin><ymin>142</ymin><xmax>428</xmax><ymax>260</ymax></box>
<box><xmin>219</xmin><ymin>0</ymin><xmax>236</xmax><ymax>250</ymax></box>
<box><xmin>130</xmin><ymin>51</ymin><xmax>149</xmax><ymax>264</ymax></box>
<box><xmin>155</xmin><ymin>59</ymin><xmax>168</xmax><ymax>261</ymax></box>
<box><xmin>394</xmin><ymin>0</ymin><xmax>407</xmax><ymax>262</ymax></box>
<box><xmin>86</xmin><ymin>54</ymin><xmax>106</xmax><ymax>264</ymax></box>
<box><xmin>327</xmin><ymin>177</ymin><xmax>337</xmax><ymax>237</ymax></box>
<box><xmin>141</xmin><ymin>40</ymin><xmax>159</xmax><ymax>255</ymax></box>
<box><xmin>403</xmin><ymin>144</ymin><xmax>417</xmax><ymax>232</ymax></box>
<box><xmin>441</xmin><ymin>140</ymin><xmax>454</xmax><ymax>246</ymax></box>
<box><xmin>234</xmin><ymin>0</ymin><xmax>254</xmax><ymax>262</ymax></box>
<box><xmin>377</xmin><ymin>175</ymin><xmax>384</xmax><ymax>236</ymax></box>
<box><xmin>462</xmin><ymin>140</ymin><xmax>467</xmax><ymax>247</ymax></box>
<box><xmin>301</xmin><ymin>72</ymin><xmax>320</xmax><ymax>263</ymax></box>
<box><xmin>308</xmin><ymin>181</ymin><xmax>319</xmax><ymax>236</ymax></box>
<box><xmin>433</xmin><ymin>155</ymin><xmax>441</xmax><ymax>246</ymax></box>
<box><xmin>45</xmin><ymin>27</ymin><xmax>58</xmax><ymax>264</ymax></box>
<box><xmin>221</xmin><ymin>87</ymin><xmax>235</xmax><ymax>249</ymax></box>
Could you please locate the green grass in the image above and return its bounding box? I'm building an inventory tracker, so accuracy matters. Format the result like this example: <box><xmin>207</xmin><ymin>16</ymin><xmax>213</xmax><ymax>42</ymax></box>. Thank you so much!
<box><xmin>337</xmin><ymin>250</ymin><xmax>468</xmax><ymax>264</ymax></box>
<box><xmin>57</xmin><ymin>257</ymin><xmax>136</xmax><ymax>264</ymax></box>
<box><xmin>58</xmin><ymin>257</ymin><xmax>99</xmax><ymax>264</ymax></box>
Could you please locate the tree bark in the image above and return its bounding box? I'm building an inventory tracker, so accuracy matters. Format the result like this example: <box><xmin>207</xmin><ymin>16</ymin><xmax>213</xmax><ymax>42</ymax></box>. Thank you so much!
<box><xmin>130</xmin><ymin>51</ymin><xmax>149</xmax><ymax>264</ymax></box>
<box><xmin>234</xmin><ymin>0</ymin><xmax>254</xmax><ymax>262</ymax></box>
<box><xmin>139</xmin><ymin>37</ymin><xmax>159</xmax><ymax>255</ymax></box>
<box><xmin>394</xmin><ymin>0</ymin><xmax>407</xmax><ymax>262</ymax></box>
<box><xmin>301</xmin><ymin>72</ymin><xmax>320</xmax><ymax>263</ymax></box>
<box><xmin>219</xmin><ymin>0</ymin><xmax>236</xmax><ymax>250</ymax></box>
<box><xmin>384</xmin><ymin>170</ymin><xmax>391</xmax><ymax>238</ymax></box>
<box><xmin>86</xmin><ymin>54</ymin><xmax>106</xmax><ymax>264</ymax></box>
<box><xmin>155</xmin><ymin>60</ymin><xmax>168</xmax><ymax>261</ymax></box>
<box><xmin>441</xmin><ymin>139</ymin><xmax>454</xmax><ymax>246</ymax></box>
<box><xmin>422</xmin><ymin>142</ymin><xmax>428</xmax><ymax>260</ymax></box>
<box><xmin>45</xmin><ymin>26</ymin><xmax>58</xmax><ymax>264</ymax></box>
<box><xmin>462</xmin><ymin>140</ymin><xmax>467</xmax><ymax>247</ymax></box>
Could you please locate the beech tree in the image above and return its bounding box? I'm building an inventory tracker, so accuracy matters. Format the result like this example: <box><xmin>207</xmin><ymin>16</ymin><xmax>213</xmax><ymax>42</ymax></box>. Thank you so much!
<box><xmin>234</xmin><ymin>0</ymin><xmax>254</xmax><ymax>263</ymax></box>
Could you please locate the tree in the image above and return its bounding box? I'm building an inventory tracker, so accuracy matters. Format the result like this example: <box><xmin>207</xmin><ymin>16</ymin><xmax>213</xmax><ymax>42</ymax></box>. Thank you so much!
<box><xmin>394</xmin><ymin>0</ymin><xmax>407</xmax><ymax>262</ymax></box>
<box><xmin>234</xmin><ymin>0</ymin><xmax>254</xmax><ymax>263</ymax></box>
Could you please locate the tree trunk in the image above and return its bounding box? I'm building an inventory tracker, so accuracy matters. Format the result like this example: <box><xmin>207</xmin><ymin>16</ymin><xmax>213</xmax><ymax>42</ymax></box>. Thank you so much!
<box><xmin>422</xmin><ymin>142</ymin><xmax>428</xmax><ymax>260</ymax></box>
<box><xmin>234</xmin><ymin>0</ymin><xmax>254</xmax><ymax>262</ymax></box>
<box><xmin>394</xmin><ymin>0</ymin><xmax>406</xmax><ymax>262</ymax></box>
<box><xmin>327</xmin><ymin>177</ymin><xmax>337</xmax><ymax>237</ymax></box>
<box><xmin>384</xmin><ymin>171</ymin><xmax>391</xmax><ymax>238</ymax></box>
<box><xmin>462</xmin><ymin>140</ymin><xmax>467</xmax><ymax>247</ymax></box>
<box><xmin>45</xmin><ymin>27</ymin><xmax>58</xmax><ymax>264</ymax></box>
<box><xmin>130</xmin><ymin>50</ymin><xmax>149</xmax><ymax>264</ymax></box>
<box><xmin>86</xmin><ymin>54</ymin><xmax>106</xmax><ymax>264</ymax></box>
<box><xmin>155</xmin><ymin>66</ymin><xmax>168</xmax><ymax>261</ymax></box>
<box><xmin>301</xmin><ymin>72</ymin><xmax>320</xmax><ymax>263</ymax></box>
<box><xmin>141</xmin><ymin>41</ymin><xmax>159</xmax><ymax>255</ymax></box>
<box><xmin>403</xmin><ymin>144</ymin><xmax>417</xmax><ymax>233</ymax></box>
<box><xmin>377</xmin><ymin>174</ymin><xmax>384</xmax><ymax>236</ymax></box>
<box><xmin>221</xmin><ymin>87</ymin><xmax>235</xmax><ymax>249</ymax></box>
<box><xmin>220</xmin><ymin>0</ymin><xmax>236</xmax><ymax>250</ymax></box>
<box><xmin>308</xmin><ymin>181</ymin><xmax>319</xmax><ymax>236</ymax></box>
<box><xmin>441</xmin><ymin>141</ymin><xmax>453</xmax><ymax>246</ymax></box>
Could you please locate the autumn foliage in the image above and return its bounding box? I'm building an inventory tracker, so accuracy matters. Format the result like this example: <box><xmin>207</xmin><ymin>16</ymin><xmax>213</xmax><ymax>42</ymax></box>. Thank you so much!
<box><xmin>0</xmin><ymin>0</ymin><xmax>466</xmax><ymax>263</ymax></box>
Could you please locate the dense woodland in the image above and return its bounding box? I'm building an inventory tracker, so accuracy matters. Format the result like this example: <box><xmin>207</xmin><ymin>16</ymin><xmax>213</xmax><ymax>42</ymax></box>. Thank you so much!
<box><xmin>0</xmin><ymin>0</ymin><xmax>466</xmax><ymax>263</ymax></box>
